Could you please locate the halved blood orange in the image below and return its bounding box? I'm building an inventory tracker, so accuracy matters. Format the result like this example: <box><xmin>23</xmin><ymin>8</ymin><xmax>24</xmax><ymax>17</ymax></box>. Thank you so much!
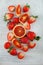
<box><xmin>19</xmin><ymin>13</ymin><xmax>29</xmax><ymax>24</ymax></box>
<box><xmin>13</xmin><ymin>24</ymin><xmax>26</xmax><ymax>38</ymax></box>
<box><xmin>16</xmin><ymin>5</ymin><xmax>21</xmax><ymax>16</ymax></box>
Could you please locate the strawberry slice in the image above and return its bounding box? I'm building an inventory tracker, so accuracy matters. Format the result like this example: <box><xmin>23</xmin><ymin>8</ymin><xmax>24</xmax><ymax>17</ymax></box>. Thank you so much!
<box><xmin>19</xmin><ymin>14</ymin><xmax>29</xmax><ymax>24</ymax></box>
<box><xmin>4</xmin><ymin>13</ymin><xmax>14</xmax><ymax>21</ymax></box>
<box><xmin>16</xmin><ymin>5</ymin><xmax>21</xmax><ymax>16</ymax></box>
<box><xmin>28</xmin><ymin>42</ymin><xmax>36</xmax><ymax>48</ymax></box>
<box><xmin>8</xmin><ymin>5</ymin><xmax>15</xmax><ymax>12</ymax></box>
<box><xmin>17</xmin><ymin>52</ymin><xmax>24</xmax><ymax>59</ymax></box>
<box><xmin>7</xmin><ymin>32</ymin><xmax>14</xmax><ymax>41</ymax></box>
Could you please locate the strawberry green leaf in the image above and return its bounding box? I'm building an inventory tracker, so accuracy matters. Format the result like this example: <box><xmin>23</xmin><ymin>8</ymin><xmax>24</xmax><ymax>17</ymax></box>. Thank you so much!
<box><xmin>26</xmin><ymin>3</ymin><xmax>30</xmax><ymax>8</ymax></box>
<box><xmin>31</xmin><ymin>15</ymin><xmax>38</xmax><ymax>18</ymax></box>
<box><xmin>4</xmin><ymin>15</ymin><xmax>7</xmax><ymax>21</ymax></box>
<box><xmin>8</xmin><ymin>46</ymin><xmax>13</xmax><ymax>52</ymax></box>
<box><xmin>35</xmin><ymin>36</ymin><xmax>40</xmax><ymax>41</ymax></box>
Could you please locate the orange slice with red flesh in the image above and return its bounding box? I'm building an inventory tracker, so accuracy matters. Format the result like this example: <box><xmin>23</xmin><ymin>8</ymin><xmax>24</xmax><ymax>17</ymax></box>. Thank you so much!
<box><xmin>13</xmin><ymin>24</ymin><xmax>26</xmax><ymax>38</ymax></box>
<box><xmin>12</xmin><ymin>38</ymin><xmax>21</xmax><ymax>48</ymax></box>
<box><xmin>19</xmin><ymin>14</ymin><xmax>29</xmax><ymax>24</ymax></box>
<box><xmin>16</xmin><ymin>5</ymin><xmax>21</xmax><ymax>16</ymax></box>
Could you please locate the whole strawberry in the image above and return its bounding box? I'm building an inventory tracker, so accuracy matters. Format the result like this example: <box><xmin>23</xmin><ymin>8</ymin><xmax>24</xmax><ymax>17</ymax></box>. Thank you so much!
<box><xmin>4</xmin><ymin>42</ymin><xmax>11</xmax><ymax>49</ymax></box>
<box><xmin>7</xmin><ymin>21</ymin><xmax>15</xmax><ymax>30</ymax></box>
<box><xmin>20</xmin><ymin>37</ymin><xmax>29</xmax><ymax>43</ymax></box>
<box><xmin>23</xmin><ymin>4</ymin><xmax>30</xmax><ymax>12</ymax></box>
<box><xmin>27</xmin><ymin>31</ymin><xmax>36</xmax><ymax>41</ymax></box>
<box><xmin>8</xmin><ymin>48</ymin><xmax>17</xmax><ymax>56</ymax></box>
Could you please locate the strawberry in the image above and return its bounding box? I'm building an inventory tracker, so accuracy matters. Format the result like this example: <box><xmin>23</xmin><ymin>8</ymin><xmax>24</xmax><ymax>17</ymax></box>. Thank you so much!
<box><xmin>22</xmin><ymin>45</ymin><xmax>29</xmax><ymax>52</ymax></box>
<box><xmin>4</xmin><ymin>42</ymin><xmax>11</xmax><ymax>49</ymax></box>
<box><xmin>20</xmin><ymin>37</ymin><xmax>29</xmax><ymax>43</ymax></box>
<box><xmin>23</xmin><ymin>4</ymin><xmax>30</xmax><ymax>12</ymax></box>
<box><xmin>12</xmin><ymin>18</ymin><xmax>19</xmax><ymax>24</ymax></box>
<box><xmin>23</xmin><ymin>22</ymin><xmax>31</xmax><ymax>30</ymax></box>
<box><xmin>12</xmin><ymin>39</ymin><xmax>21</xmax><ymax>48</ymax></box>
<box><xmin>16</xmin><ymin>5</ymin><xmax>21</xmax><ymax>16</ymax></box>
<box><xmin>7</xmin><ymin>21</ymin><xmax>15</xmax><ymax>30</ymax></box>
<box><xmin>17</xmin><ymin>52</ymin><xmax>24</xmax><ymax>59</ymax></box>
<box><xmin>4</xmin><ymin>13</ymin><xmax>14</xmax><ymax>21</ymax></box>
<box><xmin>7</xmin><ymin>32</ymin><xmax>14</xmax><ymax>41</ymax></box>
<box><xmin>27</xmin><ymin>16</ymin><xmax>38</xmax><ymax>24</ymax></box>
<box><xmin>28</xmin><ymin>42</ymin><xmax>36</xmax><ymax>48</ymax></box>
<box><xmin>8</xmin><ymin>48</ymin><xmax>17</xmax><ymax>56</ymax></box>
<box><xmin>8</xmin><ymin>5</ymin><xmax>15</xmax><ymax>12</ymax></box>
<box><xmin>27</xmin><ymin>31</ymin><xmax>36</xmax><ymax>41</ymax></box>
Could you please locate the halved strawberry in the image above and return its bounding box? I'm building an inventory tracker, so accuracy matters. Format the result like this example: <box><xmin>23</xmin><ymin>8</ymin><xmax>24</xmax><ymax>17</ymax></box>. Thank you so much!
<box><xmin>8</xmin><ymin>5</ymin><xmax>15</xmax><ymax>12</ymax></box>
<box><xmin>28</xmin><ymin>42</ymin><xmax>36</xmax><ymax>48</ymax></box>
<box><xmin>16</xmin><ymin>5</ymin><xmax>21</xmax><ymax>16</ymax></box>
<box><xmin>22</xmin><ymin>45</ymin><xmax>29</xmax><ymax>52</ymax></box>
<box><xmin>23</xmin><ymin>22</ymin><xmax>31</xmax><ymax>30</ymax></box>
<box><xmin>19</xmin><ymin>14</ymin><xmax>29</xmax><ymax>24</ymax></box>
<box><xmin>7</xmin><ymin>32</ymin><xmax>14</xmax><ymax>41</ymax></box>
<box><xmin>17</xmin><ymin>52</ymin><xmax>24</xmax><ymax>59</ymax></box>
<box><xmin>4</xmin><ymin>13</ymin><xmax>14</xmax><ymax>21</ymax></box>
<box><xmin>27</xmin><ymin>16</ymin><xmax>38</xmax><ymax>24</ymax></box>
<box><xmin>12</xmin><ymin>38</ymin><xmax>21</xmax><ymax>48</ymax></box>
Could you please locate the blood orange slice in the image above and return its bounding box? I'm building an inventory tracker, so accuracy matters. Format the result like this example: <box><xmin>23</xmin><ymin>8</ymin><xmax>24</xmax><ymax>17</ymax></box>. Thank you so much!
<box><xmin>19</xmin><ymin>14</ymin><xmax>29</xmax><ymax>24</ymax></box>
<box><xmin>13</xmin><ymin>24</ymin><xmax>26</xmax><ymax>38</ymax></box>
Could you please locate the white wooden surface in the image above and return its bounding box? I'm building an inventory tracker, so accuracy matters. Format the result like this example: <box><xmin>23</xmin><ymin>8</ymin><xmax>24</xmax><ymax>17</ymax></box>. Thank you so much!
<box><xmin>0</xmin><ymin>0</ymin><xmax>43</xmax><ymax>65</ymax></box>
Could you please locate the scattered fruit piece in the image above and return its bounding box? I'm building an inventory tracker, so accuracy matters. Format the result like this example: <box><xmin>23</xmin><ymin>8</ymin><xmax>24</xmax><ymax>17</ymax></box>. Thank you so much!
<box><xmin>28</xmin><ymin>42</ymin><xmax>36</xmax><ymax>48</ymax></box>
<box><xmin>13</xmin><ymin>24</ymin><xmax>26</xmax><ymax>38</ymax></box>
<box><xmin>19</xmin><ymin>14</ymin><xmax>29</xmax><ymax>24</ymax></box>
<box><xmin>23</xmin><ymin>22</ymin><xmax>31</xmax><ymax>30</ymax></box>
<box><xmin>20</xmin><ymin>37</ymin><xmax>29</xmax><ymax>43</ymax></box>
<box><xmin>17</xmin><ymin>52</ymin><xmax>24</xmax><ymax>59</ymax></box>
<box><xmin>8</xmin><ymin>5</ymin><xmax>15</xmax><ymax>12</ymax></box>
<box><xmin>27</xmin><ymin>31</ymin><xmax>36</xmax><ymax>41</ymax></box>
<box><xmin>27</xmin><ymin>16</ymin><xmax>38</xmax><ymax>24</ymax></box>
<box><xmin>22</xmin><ymin>45</ymin><xmax>29</xmax><ymax>52</ymax></box>
<box><xmin>16</xmin><ymin>5</ymin><xmax>21</xmax><ymax>16</ymax></box>
<box><xmin>4</xmin><ymin>42</ymin><xmax>11</xmax><ymax>49</ymax></box>
<box><xmin>4</xmin><ymin>13</ymin><xmax>14</xmax><ymax>21</ymax></box>
<box><xmin>7</xmin><ymin>21</ymin><xmax>15</xmax><ymax>30</ymax></box>
<box><xmin>12</xmin><ymin>17</ymin><xmax>19</xmax><ymax>24</ymax></box>
<box><xmin>23</xmin><ymin>4</ymin><xmax>30</xmax><ymax>12</ymax></box>
<box><xmin>7</xmin><ymin>32</ymin><xmax>14</xmax><ymax>41</ymax></box>
<box><xmin>8</xmin><ymin>48</ymin><xmax>17</xmax><ymax>56</ymax></box>
<box><xmin>12</xmin><ymin>38</ymin><xmax>21</xmax><ymax>48</ymax></box>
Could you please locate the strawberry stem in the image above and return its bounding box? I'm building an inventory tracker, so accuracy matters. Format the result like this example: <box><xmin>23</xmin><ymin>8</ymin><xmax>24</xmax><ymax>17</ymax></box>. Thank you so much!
<box><xmin>8</xmin><ymin>46</ymin><xmax>13</xmax><ymax>52</ymax></box>
<box><xmin>31</xmin><ymin>15</ymin><xmax>38</xmax><ymax>18</ymax></box>
<box><xmin>35</xmin><ymin>36</ymin><xmax>40</xmax><ymax>41</ymax></box>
